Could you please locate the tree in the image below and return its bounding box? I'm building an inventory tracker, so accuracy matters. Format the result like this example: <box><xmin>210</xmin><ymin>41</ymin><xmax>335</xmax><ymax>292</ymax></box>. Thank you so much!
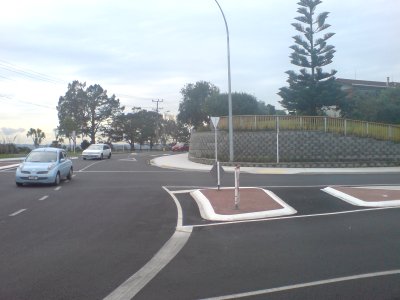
<box><xmin>57</xmin><ymin>81</ymin><xmax>86</xmax><ymax>143</ymax></box>
<box><xmin>57</xmin><ymin>81</ymin><xmax>124</xmax><ymax>144</ymax></box>
<box><xmin>376</xmin><ymin>87</ymin><xmax>400</xmax><ymax>124</ymax></box>
<box><xmin>205</xmin><ymin>92</ymin><xmax>267</xmax><ymax>116</ymax></box>
<box><xmin>278</xmin><ymin>0</ymin><xmax>344</xmax><ymax>115</ymax></box>
<box><xmin>136</xmin><ymin>110</ymin><xmax>160</xmax><ymax>148</ymax></box>
<box><xmin>84</xmin><ymin>84</ymin><xmax>124</xmax><ymax>144</ymax></box>
<box><xmin>26</xmin><ymin>128</ymin><xmax>46</xmax><ymax>148</ymax></box>
<box><xmin>105</xmin><ymin>111</ymin><xmax>141</xmax><ymax>149</ymax></box>
<box><xmin>161</xmin><ymin>119</ymin><xmax>190</xmax><ymax>143</ymax></box>
<box><xmin>341</xmin><ymin>87</ymin><xmax>400</xmax><ymax>124</ymax></box>
<box><xmin>177</xmin><ymin>81</ymin><xmax>219</xmax><ymax>129</ymax></box>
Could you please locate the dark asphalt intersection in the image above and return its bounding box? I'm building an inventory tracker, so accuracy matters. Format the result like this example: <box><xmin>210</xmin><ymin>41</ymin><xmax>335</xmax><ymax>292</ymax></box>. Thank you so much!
<box><xmin>0</xmin><ymin>152</ymin><xmax>399</xmax><ymax>299</ymax></box>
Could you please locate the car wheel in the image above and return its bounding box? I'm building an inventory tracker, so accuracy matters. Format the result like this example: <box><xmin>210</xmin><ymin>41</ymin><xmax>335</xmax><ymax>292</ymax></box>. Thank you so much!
<box><xmin>54</xmin><ymin>172</ymin><xmax>61</xmax><ymax>186</ymax></box>
<box><xmin>67</xmin><ymin>167</ymin><xmax>73</xmax><ymax>180</ymax></box>
<box><xmin>108</xmin><ymin>153</ymin><xmax>111</xmax><ymax>159</ymax></box>
<box><xmin>16</xmin><ymin>182</ymin><xmax>23</xmax><ymax>187</ymax></box>
<box><xmin>83</xmin><ymin>157</ymin><xmax>86</xmax><ymax>160</ymax></box>
<box><xmin>100</xmin><ymin>154</ymin><xmax>103</xmax><ymax>160</ymax></box>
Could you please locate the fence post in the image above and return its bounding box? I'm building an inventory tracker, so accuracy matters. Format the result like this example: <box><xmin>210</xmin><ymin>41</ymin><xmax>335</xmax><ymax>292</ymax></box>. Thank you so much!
<box><xmin>344</xmin><ymin>119</ymin><xmax>347</xmax><ymax>136</ymax></box>
<box><xmin>254</xmin><ymin>115</ymin><xmax>257</xmax><ymax>130</ymax></box>
<box><xmin>367</xmin><ymin>122</ymin><xmax>369</xmax><ymax>136</ymax></box>
<box><xmin>276</xmin><ymin>116</ymin><xmax>280</xmax><ymax>164</ymax></box>
<box><xmin>324</xmin><ymin>117</ymin><xmax>327</xmax><ymax>133</ymax></box>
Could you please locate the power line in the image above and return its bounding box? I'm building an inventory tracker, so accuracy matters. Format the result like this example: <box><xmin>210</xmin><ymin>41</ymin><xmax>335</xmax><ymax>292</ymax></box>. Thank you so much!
<box><xmin>0</xmin><ymin>59</ymin><xmax>64</xmax><ymax>84</ymax></box>
<box><xmin>0</xmin><ymin>95</ymin><xmax>55</xmax><ymax>110</ymax></box>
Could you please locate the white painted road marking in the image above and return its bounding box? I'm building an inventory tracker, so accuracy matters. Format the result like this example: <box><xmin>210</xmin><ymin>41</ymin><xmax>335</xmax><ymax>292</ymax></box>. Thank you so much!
<box><xmin>190</xmin><ymin>206</ymin><xmax>399</xmax><ymax>228</ymax></box>
<box><xmin>103</xmin><ymin>187</ymin><xmax>192</xmax><ymax>300</ymax></box>
<box><xmin>38</xmin><ymin>195</ymin><xmax>49</xmax><ymax>201</ymax></box>
<box><xmin>200</xmin><ymin>269</ymin><xmax>400</xmax><ymax>300</ymax></box>
<box><xmin>9</xmin><ymin>209</ymin><xmax>27</xmax><ymax>217</ymax></box>
<box><xmin>78</xmin><ymin>160</ymin><xmax>103</xmax><ymax>172</ymax></box>
<box><xmin>119</xmin><ymin>158</ymin><xmax>137</xmax><ymax>162</ymax></box>
<box><xmin>54</xmin><ymin>186</ymin><xmax>62</xmax><ymax>191</ymax></box>
<box><xmin>103</xmin><ymin>227</ymin><xmax>192</xmax><ymax>300</ymax></box>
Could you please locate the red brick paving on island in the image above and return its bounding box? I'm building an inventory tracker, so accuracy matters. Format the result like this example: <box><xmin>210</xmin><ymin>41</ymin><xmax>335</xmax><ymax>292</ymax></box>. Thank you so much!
<box><xmin>200</xmin><ymin>188</ymin><xmax>283</xmax><ymax>215</ymax></box>
<box><xmin>334</xmin><ymin>187</ymin><xmax>400</xmax><ymax>202</ymax></box>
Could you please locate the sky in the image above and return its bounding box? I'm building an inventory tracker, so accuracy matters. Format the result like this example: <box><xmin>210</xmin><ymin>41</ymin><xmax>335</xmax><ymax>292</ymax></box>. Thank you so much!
<box><xmin>1</xmin><ymin>0</ymin><xmax>399</xmax><ymax>144</ymax></box>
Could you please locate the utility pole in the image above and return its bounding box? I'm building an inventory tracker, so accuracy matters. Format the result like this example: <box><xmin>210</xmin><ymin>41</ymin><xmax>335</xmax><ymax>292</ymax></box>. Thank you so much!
<box><xmin>152</xmin><ymin>99</ymin><xmax>163</xmax><ymax>145</ymax></box>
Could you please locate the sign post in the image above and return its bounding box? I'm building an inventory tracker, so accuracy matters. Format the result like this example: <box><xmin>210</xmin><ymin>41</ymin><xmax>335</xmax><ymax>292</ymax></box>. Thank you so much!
<box><xmin>210</xmin><ymin>116</ymin><xmax>220</xmax><ymax>162</ymax></box>
<box><xmin>210</xmin><ymin>161</ymin><xmax>224</xmax><ymax>191</ymax></box>
<box><xmin>234</xmin><ymin>165</ymin><xmax>240</xmax><ymax>209</ymax></box>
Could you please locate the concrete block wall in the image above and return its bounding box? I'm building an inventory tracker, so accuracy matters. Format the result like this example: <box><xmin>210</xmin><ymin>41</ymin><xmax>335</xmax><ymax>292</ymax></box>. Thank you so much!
<box><xmin>189</xmin><ymin>130</ymin><xmax>400</xmax><ymax>167</ymax></box>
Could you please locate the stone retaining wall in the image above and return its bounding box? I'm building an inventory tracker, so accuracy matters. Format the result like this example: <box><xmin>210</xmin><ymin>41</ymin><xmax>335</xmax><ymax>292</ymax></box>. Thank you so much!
<box><xmin>189</xmin><ymin>130</ymin><xmax>400</xmax><ymax>167</ymax></box>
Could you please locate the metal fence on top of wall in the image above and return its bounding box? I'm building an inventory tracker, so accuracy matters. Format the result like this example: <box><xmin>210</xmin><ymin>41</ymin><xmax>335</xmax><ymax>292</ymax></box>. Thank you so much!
<box><xmin>217</xmin><ymin>115</ymin><xmax>400</xmax><ymax>143</ymax></box>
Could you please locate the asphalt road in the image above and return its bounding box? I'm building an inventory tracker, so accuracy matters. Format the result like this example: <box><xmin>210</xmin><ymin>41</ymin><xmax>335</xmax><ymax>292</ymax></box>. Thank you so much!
<box><xmin>0</xmin><ymin>152</ymin><xmax>399</xmax><ymax>300</ymax></box>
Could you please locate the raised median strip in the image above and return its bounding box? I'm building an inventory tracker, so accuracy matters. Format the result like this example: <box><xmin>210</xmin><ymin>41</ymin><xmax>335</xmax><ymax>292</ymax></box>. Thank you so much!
<box><xmin>322</xmin><ymin>186</ymin><xmax>400</xmax><ymax>207</ymax></box>
<box><xmin>0</xmin><ymin>163</ymin><xmax>21</xmax><ymax>171</ymax></box>
<box><xmin>190</xmin><ymin>187</ymin><xmax>297</xmax><ymax>221</ymax></box>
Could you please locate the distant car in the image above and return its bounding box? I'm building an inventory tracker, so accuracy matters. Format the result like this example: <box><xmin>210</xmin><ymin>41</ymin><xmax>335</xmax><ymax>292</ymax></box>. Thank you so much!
<box><xmin>15</xmin><ymin>147</ymin><xmax>73</xmax><ymax>186</ymax></box>
<box><xmin>82</xmin><ymin>144</ymin><xmax>111</xmax><ymax>160</ymax></box>
<box><xmin>172</xmin><ymin>143</ymin><xmax>189</xmax><ymax>152</ymax></box>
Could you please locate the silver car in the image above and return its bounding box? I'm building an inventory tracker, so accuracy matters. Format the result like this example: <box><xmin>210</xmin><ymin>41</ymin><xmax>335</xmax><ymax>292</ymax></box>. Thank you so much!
<box><xmin>82</xmin><ymin>144</ymin><xmax>112</xmax><ymax>160</ymax></box>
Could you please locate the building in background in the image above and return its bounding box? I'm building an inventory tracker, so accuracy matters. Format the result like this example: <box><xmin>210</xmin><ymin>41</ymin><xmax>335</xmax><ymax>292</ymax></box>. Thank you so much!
<box><xmin>337</xmin><ymin>77</ymin><xmax>400</xmax><ymax>97</ymax></box>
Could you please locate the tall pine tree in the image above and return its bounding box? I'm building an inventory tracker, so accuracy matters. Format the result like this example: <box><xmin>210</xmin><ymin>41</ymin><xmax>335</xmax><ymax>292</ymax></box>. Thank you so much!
<box><xmin>278</xmin><ymin>0</ymin><xmax>344</xmax><ymax>115</ymax></box>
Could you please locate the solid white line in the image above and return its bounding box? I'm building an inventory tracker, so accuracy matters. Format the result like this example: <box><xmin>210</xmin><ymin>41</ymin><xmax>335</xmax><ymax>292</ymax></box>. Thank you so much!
<box><xmin>79</xmin><ymin>170</ymin><xmax>183</xmax><ymax>173</ymax></box>
<box><xmin>9</xmin><ymin>209</ymin><xmax>27</xmax><ymax>217</ymax></box>
<box><xmin>38</xmin><ymin>195</ymin><xmax>49</xmax><ymax>201</ymax></box>
<box><xmin>163</xmin><ymin>187</ymin><xmax>184</xmax><ymax>228</ymax></box>
<box><xmin>103</xmin><ymin>227</ymin><xmax>192</xmax><ymax>300</ymax></box>
<box><xmin>200</xmin><ymin>269</ymin><xmax>400</xmax><ymax>300</ymax></box>
<box><xmin>190</xmin><ymin>206</ymin><xmax>399</xmax><ymax>228</ymax></box>
<box><xmin>103</xmin><ymin>187</ymin><xmax>192</xmax><ymax>300</ymax></box>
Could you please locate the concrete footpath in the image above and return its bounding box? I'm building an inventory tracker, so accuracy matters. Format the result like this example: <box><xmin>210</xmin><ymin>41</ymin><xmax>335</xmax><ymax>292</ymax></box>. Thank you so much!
<box><xmin>152</xmin><ymin>153</ymin><xmax>400</xmax><ymax>221</ymax></box>
<box><xmin>151</xmin><ymin>153</ymin><xmax>400</xmax><ymax>174</ymax></box>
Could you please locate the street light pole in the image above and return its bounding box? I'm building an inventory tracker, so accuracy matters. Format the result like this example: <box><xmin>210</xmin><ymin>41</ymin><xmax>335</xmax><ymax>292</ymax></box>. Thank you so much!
<box><xmin>214</xmin><ymin>0</ymin><xmax>234</xmax><ymax>162</ymax></box>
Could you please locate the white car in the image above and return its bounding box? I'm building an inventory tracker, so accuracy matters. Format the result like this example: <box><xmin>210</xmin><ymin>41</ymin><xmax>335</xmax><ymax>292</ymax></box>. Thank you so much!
<box><xmin>82</xmin><ymin>144</ymin><xmax>112</xmax><ymax>160</ymax></box>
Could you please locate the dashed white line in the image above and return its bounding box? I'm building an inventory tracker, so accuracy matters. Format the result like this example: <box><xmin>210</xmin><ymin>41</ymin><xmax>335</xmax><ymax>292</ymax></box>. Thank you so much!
<box><xmin>54</xmin><ymin>186</ymin><xmax>61</xmax><ymax>191</ymax></box>
<box><xmin>9</xmin><ymin>209</ymin><xmax>27</xmax><ymax>217</ymax></box>
<box><xmin>38</xmin><ymin>195</ymin><xmax>49</xmax><ymax>201</ymax></box>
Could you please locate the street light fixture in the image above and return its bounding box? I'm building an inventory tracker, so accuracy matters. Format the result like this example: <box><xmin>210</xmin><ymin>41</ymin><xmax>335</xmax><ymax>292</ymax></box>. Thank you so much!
<box><xmin>213</xmin><ymin>0</ymin><xmax>234</xmax><ymax>162</ymax></box>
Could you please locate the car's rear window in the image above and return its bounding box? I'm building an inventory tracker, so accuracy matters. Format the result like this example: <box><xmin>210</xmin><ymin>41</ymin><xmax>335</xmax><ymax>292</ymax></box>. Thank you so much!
<box><xmin>88</xmin><ymin>145</ymin><xmax>103</xmax><ymax>150</ymax></box>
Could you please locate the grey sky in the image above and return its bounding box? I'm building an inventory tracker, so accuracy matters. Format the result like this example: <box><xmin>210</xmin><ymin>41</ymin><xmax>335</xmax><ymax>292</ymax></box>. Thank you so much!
<box><xmin>0</xmin><ymin>0</ymin><xmax>399</xmax><ymax>143</ymax></box>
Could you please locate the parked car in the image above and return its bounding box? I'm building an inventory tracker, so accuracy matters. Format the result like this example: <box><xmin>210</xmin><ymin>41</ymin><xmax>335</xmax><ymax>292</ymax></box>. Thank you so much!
<box><xmin>15</xmin><ymin>147</ymin><xmax>73</xmax><ymax>186</ymax></box>
<box><xmin>82</xmin><ymin>144</ymin><xmax>112</xmax><ymax>160</ymax></box>
<box><xmin>172</xmin><ymin>143</ymin><xmax>189</xmax><ymax>152</ymax></box>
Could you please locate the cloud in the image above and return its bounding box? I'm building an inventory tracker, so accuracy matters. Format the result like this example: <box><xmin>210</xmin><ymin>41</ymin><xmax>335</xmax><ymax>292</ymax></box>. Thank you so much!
<box><xmin>1</xmin><ymin>127</ymin><xmax>25</xmax><ymax>136</ymax></box>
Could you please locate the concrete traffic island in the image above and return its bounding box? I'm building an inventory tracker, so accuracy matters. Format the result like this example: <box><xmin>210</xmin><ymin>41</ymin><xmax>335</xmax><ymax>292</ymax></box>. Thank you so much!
<box><xmin>323</xmin><ymin>186</ymin><xmax>400</xmax><ymax>207</ymax></box>
<box><xmin>190</xmin><ymin>187</ymin><xmax>297</xmax><ymax>221</ymax></box>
